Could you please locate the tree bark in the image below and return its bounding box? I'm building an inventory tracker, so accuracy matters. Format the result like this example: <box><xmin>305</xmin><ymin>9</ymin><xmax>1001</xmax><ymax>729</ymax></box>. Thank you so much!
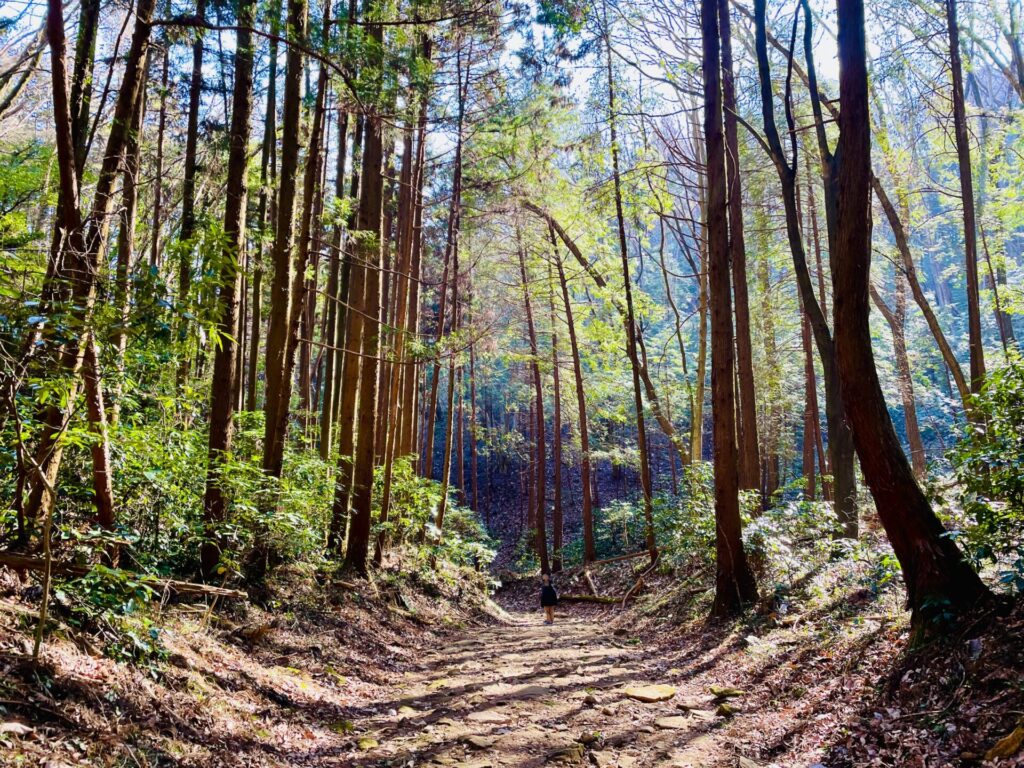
<box><xmin>343</xmin><ymin>11</ymin><xmax>386</xmax><ymax>575</ymax></box>
<box><xmin>552</xmin><ymin>232</ymin><xmax>595</xmax><ymax>564</ymax></box>
<box><xmin>703</xmin><ymin>0</ymin><xmax>758</xmax><ymax>616</ymax></box>
<box><xmin>549</xmin><ymin>264</ymin><xmax>564</xmax><ymax>572</ymax></box>
<box><xmin>945</xmin><ymin>0</ymin><xmax>986</xmax><ymax>394</ymax></box>
<box><xmin>832</xmin><ymin>0</ymin><xmax>989</xmax><ymax>630</ymax></box>
<box><xmin>201</xmin><ymin>0</ymin><xmax>256</xmax><ymax>579</ymax></box>
<box><xmin>718</xmin><ymin>0</ymin><xmax>760</xmax><ymax>494</ymax></box>
<box><xmin>518</xmin><ymin>239</ymin><xmax>550</xmax><ymax>575</ymax></box>
<box><xmin>870</xmin><ymin>277</ymin><xmax>927</xmax><ymax>478</ymax></box>
<box><xmin>261</xmin><ymin>0</ymin><xmax>308</xmax><ymax>479</ymax></box>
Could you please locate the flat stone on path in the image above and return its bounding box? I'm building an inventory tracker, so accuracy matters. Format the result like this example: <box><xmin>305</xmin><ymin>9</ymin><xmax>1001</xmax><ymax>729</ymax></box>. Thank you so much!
<box><xmin>622</xmin><ymin>684</ymin><xmax>677</xmax><ymax>703</ymax></box>
<box><xmin>466</xmin><ymin>709</ymin><xmax>509</xmax><ymax>724</ymax></box>
<box><xmin>654</xmin><ymin>715</ymin><xmax>692</xmax><ymax>730</ymax></box>
<box><xmin>462</xmin><ymin>734</ymin><xmax>498</xmax><ymax>749</ymax></box>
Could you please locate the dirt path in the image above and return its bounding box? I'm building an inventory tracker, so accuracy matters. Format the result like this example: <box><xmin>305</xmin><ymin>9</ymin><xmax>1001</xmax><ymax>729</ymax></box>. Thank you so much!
<box><xmin>347</xmin><ymin>612</ymin><xmax>726</xmax><ymax>768</ymax></box>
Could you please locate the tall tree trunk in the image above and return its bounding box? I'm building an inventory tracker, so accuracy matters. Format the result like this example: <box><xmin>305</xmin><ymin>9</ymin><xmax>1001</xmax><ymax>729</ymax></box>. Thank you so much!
<box><xmin>552</xmin><ymin>234</ymin><xmax>595</xmax><ymax>564</ymax></box>
<box><xmin>718</xmin><ymin>0</ymin><xmax>760</xmax><ymax>494</ymax></box>
<box><xmin>26</xmin><ymin>0</ymin><xmax>155</xmax><ymax>529</ymax></box>
<box><xmin>261</xmin><ymin>0</ymin><xmax>308</xmax><ymax>478</ymax></box>
<box><xmin>70</xmin><ymin>0</ymin><xmax>102</xmax><ymax>178</ymax></box>
<box><xmin>549</xmin><ymin>264</ymin><xmax>564</xmax><ymax>572</ymax></box>
<box><xmin>328</xmin><ymin>112</ymin><xmax>366</xmax><ymax>554</ymax></box>
<box><xmin>703</xmin><ymin>0</ymin><xmax>758</xmax><ymax>616</ymax></box>
<box><xmin>754</xmin><ymin>0</ymin><xmax>857</xmax><ymax>537</ymax></box>
<box><xmin>246</xmin><ymin>0</ymin><xmax>281</xmax><ymax>412</ymax></box>
<box><xmin>376</xmin><ymin>121</ymin><xmax>417</xmax><ymax>563</ymax></box>
<box><xmin>945</xmin><ymin>0</ymin><xmax>986</xmax><ymax>394</ymax></box>
<box><xmin>319</xmin><ymin>103</ymin><xmax>350</xmax><ymax>459</ymax></box>
<box><xmin>399</xmin><ymin>47</ymin><xmax>431</xmax><ymax>462</ymax></box>
<box><xmin>518</xmin><ymin>240</ymin><xmax>550</xmax><ymax>575</ymax></box>
<box><xmin>201</xmin><ymin>0</ymin><xmax>256</xmax><ymax>579</ymax></box>
<box><xmin>150</xmin><ymin>9</ymin><xmax>170</xmax><ymax>269</ymax></box>
<box><xmin>832</xmin><ymin>0</ymin><xmax>989</xmax><ymax>631</ymax></box>
<box><xmin>112</xmin><ymin>60</ymin><xmax>148</xmax><ymax>425</ymax></box>
<box><xmin>870</xmin><ymin>276</ymin><xmax>927</xmax><ymax>478</ymax></box>
<box><xmin>800</xmin><ymin>296</ymin><xmax>818</xmax><ymax>500</ymax></box>
<box><xmin>343</xmin><ymin>12</ymin><xmax>385</xmax><ymax>575</ymax></box>
<box><xmin>176</xmin><ymin>0</ymin><xmax>207</xmax><ymax>388</ymax></box>
<box><xmin>603</xmin><ymin>12</ymin><xmax>656</xmax><ymax>563</ymax></box>
<box><xmin>871</xmin><ymin>177</ymin><xmax>972</xmax><ymax>411</ymax></box>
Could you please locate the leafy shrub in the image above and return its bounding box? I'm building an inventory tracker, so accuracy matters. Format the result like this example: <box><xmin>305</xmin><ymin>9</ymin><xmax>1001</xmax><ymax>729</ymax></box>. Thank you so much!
<box><xmin>948</xmin><ymin>354</ymin><xmax>1024</xmax><ymax>592</ymax></box>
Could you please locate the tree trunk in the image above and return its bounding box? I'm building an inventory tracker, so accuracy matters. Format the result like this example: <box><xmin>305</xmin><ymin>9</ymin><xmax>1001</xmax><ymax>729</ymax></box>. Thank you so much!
<box><xmin>549</xmin><ymin>264</ymin><xmax>564</xmax><ymax>572</ymax></box>
<box><xmin>870</xmin><ymin>177</ymin><xmax>972</xmax><ymax>412</ymax></box>
<box><xmin>26</xmin><ymin>0</ymin><xmax>155</xmax><ymax>529</ymax></box>
<box><xmin>603</xmin><ymin>8</ymin><xmax>656</xmax><ymax>563</ymax></box>
<box><xmin>704</xmin><ymin>0</ymin><xmax>758</xmax><ymax>617</ymax></box>
<box><xmin>246</xmin><ymin>0</ymin><xmax>281</xmax><ymax>412</ymax></box>
<box><xmin>518</xmin><ymin>239</ymin><xmax>550</xmax><ymax>575</ymax></box>
<box><xmin>328</xmin><ymin>114</ymin><xmax>365</xmax><ymax>553</ymax></box>
<box><xmin>800</xmin><ymin>297</ymin><xmax>817</xmax><ymax>500</ymax></box>
<box><xmin>112</xmin><ymin>60</ymin><xmax>148</xmax><ymax>425</ymax></box>
<box><xmin>945</xmin><ymin>0</ymin><xmax>986</xmax><ymax>394</ymax></box>
<box><xmin>552</xmin><ymin>234</ymin><xmax>595</xmax><ymax>564</ymax></box>
<box><xmin>754</xmin><ymin>0</ymin><xmax>857</xmax><ymax>537</ymax></box>
<box><xmin>832</xmin><ymin>0</ymin><xmax>989</xmax><ymax>631</ymax></box>
<box><xmin>201</xmin><ymin>0</ymin><xmax>256</xmax><ymax>579</ymax></box>
<box><xmin>176</xmin><ymin>0</ymin><xmax>207</xmax><ymax>388</ymax></box>
<box><xmin>718</xmin><ymin>0</ymin><xmax>760</xmax><ymax>494</ymax></box>
<box><xmin>870</xmin><ymin>277</ymin><xmax>927</xmax><ymax>478</ymax></box>
<box><xmin>261</xmin><ymin>0</ymin><xmax>308</xmax><ymax>479</ymax></box>
<box><xmin>343</xmin><ymin>12</ymin><xmax>386</xmax><ymax>575</ymax></box>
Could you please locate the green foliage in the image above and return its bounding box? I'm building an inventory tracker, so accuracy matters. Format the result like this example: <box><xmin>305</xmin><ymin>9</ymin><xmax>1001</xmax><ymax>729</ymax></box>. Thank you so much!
<box><xmin>949</xmin><ymin>354</ymin><xmax>1024</xmax><ymax>591</ymax></box>
<box><xmin>52</xmin><ymin>566</ymin><xmax>168</xmax><ymax>671</ymax></box>
<box><xmin>0</xmin><ymin>140</ymin><xmax>53</xmax><ymax>248</ymax></box>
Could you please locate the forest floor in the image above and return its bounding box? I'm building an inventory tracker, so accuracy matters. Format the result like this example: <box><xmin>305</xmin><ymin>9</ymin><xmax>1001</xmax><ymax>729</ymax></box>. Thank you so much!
<box><xmin>1</xmin><ymin>555</ymin><xmax>1023</xmax><ymax>767</ymax></box>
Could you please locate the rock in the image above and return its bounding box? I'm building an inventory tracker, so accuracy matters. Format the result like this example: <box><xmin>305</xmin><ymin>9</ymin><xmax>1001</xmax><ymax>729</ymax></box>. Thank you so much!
<box><xmin>709</xmin><ymin>685</ymin><xmax>745</xmax><ymax>699</ymax></box>
<box><xmin>688</xmin><ymin>709</ymin><xmax>716</xmax><ymax>721</ymax></box>
<box><xmin>737</xmin><ymin>758</ymin><xmax>762</xmax><ymax>768</ymax></box>
<box><xmin>466</xmin><ymin>709</ymin><xmax>508</xmax><ymax>724</ymax></box>
<box><xmin>654</xmin><ymin>716</ymin><xmax>690</xmax><ymax>730</ymax></box>
<box><xmin>356</xmin><ymin>736</ymin><xmax>379</xmax><ymax>751</ymax></box>
<box><xmin>589</xmin><ymin>751</ymin><xmax>615</xmax><ymax>768</ymax></box>
<box><xmin>0</xmin><ymin>722</ymin><xmax>33</xmax><ymax>737</ymax></box>
<box><xmin>398</xmin><ymin>705</ymin><xmax>418</xmax><ymax>716</ymax></box>
<box><xmin>579</xmin><ymin>731</ymin><xmax>601</xmax><ymax>745</ymax></box>
<box><xmin>547</xmin><ymin>742</ymin><xmax>586</xmax><ymax>763</ymax></box>
<box><xmin>716</xmin><ymin>702</ymin><xmax>742</xmax><ymax>717</ymax></box>
<box><xmin>601</xmin><ymin>707</ymin><xmax>616</xmax><ymax>716</ymax></box>
<box><xmin>463</xmin><ymin>734</ymin><xmax>498</xmax><ymax>749</ymax></box>
<box><xmin>584</xmin><ymin>693</ymin><xmax>598</xmax><ymax>706</ymax></box>
<box><xmin>328</xmin><ymin>720</ymin><xmax>355</xmax><ymax>734</ymax></box>
<box><xmin>622</xmin><ymin>684</ymin><xmax>677</xmax><ymax>703</ymax></box>
<box><xmin>675</xmin><ymin>697</ymin><xmax>711</xmax><ymax>711</ymax></box>
<box><xmin>638</xmin><ymin>725</ymin><xmax>656</xmax><ymax>734</ymax></box>
<box><xmin>985</xmin><ymin>725</ymin><xmax>1024</xmax><ymax>760</ymax></box>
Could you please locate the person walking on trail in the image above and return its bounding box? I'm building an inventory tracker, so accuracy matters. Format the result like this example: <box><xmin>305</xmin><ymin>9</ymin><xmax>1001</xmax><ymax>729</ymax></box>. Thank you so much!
<box><xmin>540</xmin><ymin>573</ymin><xmax>558</xmax><ymax>624</ymax></box>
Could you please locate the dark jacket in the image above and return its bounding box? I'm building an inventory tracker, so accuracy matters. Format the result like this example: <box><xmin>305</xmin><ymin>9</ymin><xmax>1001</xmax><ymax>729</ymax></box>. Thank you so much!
<box><xmin>540</xmin><ymin>582</ymin><xmax>558</xmax><ymax>607</ymax></box>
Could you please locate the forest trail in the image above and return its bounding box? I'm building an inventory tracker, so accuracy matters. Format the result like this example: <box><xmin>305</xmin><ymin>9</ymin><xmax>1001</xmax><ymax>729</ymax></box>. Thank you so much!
<box><xmin>348</xmin><ymin>612</ymin><xmax>727</xmax><ymax>768</ymax></box>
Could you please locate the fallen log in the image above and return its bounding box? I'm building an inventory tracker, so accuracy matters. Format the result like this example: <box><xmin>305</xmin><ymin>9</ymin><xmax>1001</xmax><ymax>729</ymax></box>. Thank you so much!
<box><xmin>588</xmin><ymin>550</ymin><xmax>652</xmax><ymax>568</ymax></box>
<box><xmin>0</xmin><ymin>553</ymin><xmax>246</xmax><ymax>601</ymax></box>
<box><xmin>560</xmin><ymin>593</ymin><xmax>622</xmax><ymax>604</ymax></box>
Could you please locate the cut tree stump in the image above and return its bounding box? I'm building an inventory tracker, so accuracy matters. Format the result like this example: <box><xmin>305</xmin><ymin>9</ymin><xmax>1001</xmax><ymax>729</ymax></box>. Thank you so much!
<box><xmin>0</xmin><ymin>553</ymin><xmax>246</xmax><ymax>601</ymax></box>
